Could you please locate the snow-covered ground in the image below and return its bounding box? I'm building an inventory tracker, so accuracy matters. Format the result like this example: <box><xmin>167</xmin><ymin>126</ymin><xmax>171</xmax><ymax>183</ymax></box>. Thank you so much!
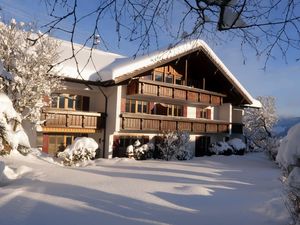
<box><xmin>0</xmin><ymin>151</ymin><xmax>289</xmax><ymax>225</ymax></box>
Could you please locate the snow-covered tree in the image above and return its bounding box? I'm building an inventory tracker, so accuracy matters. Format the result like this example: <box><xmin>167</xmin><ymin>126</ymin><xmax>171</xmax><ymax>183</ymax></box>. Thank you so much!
<box><xmin>0</xmin><ymin>92</ymin><xmax>30</xmax><ymax>155</ymax></box>
<box><xmin>276</xmin><ymin>124</ymin><xmax>300</xmax><ymax>225</ymax></box>
<box><xmin>0</xmin><ymin>19</ymin><xmax>61</xmax><ymax>123</ymax></box>
<box><xmin>243</xmin><ymin>96</ymin><xmax>278</xmax><ymax>159</ymax></box>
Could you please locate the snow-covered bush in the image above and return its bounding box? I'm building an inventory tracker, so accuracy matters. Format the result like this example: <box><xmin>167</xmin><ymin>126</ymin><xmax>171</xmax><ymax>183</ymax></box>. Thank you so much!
<box><xmin>227</xmin><ymin>138</ymin><xmax>246</xmax><ymax>155</ymax></box>
<box><xmin>276</xmin><ymin>124</ymin><xmax>300</xmax><ymax>172</ymax></box>
<box><xmin>209</xmin><ymin>141</ymin><xmax>233</xmax><ymax>155</ymax></box>
<box><xmin>276</xmin><ymin>123</ymin><xmax>300</xmax><ymax>225</ymax></box>
<box><xmin>126</xmin><ymin>141</ymin><xmax>154</xmax><ymax>160</ymax></box>
<box><xmin>0</xmin><ymin>19</ymin><xmax>61</xmax><ymax>123</ymax></box>
<box><xmin>157</xmin><ymin>131</ymin><xmax>192</xmax><ymax>161</ymax></box>
<box><xmin>0</xmin><ymin>93</ymin><xmax>30</xmax><ymax>155</ymax></box>
<box><xmin>57</xmin><ymin>137</ymin><xmax>98</xmax><ymax>166</ymax></box>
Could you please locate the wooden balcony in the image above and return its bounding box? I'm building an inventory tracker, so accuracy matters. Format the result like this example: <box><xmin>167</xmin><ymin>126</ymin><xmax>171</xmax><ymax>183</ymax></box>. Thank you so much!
<box><xmin>41</xmin><ymin>109</ymin><xmax>103</xmax><ymax>130</ymax></box>
<box><xmin>127</xmin><ymin>78</ymin><xmax>226</xmax><ymax>106</ymax></box>
<box><xmin>120</xmin><ymin>113</ymin><xmax>229</xmax><ymax>134</ymax></box>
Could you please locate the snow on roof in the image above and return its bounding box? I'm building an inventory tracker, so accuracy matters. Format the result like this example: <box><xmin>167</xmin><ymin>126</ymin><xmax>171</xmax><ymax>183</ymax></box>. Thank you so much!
<box><xmin>56</xmin><ymin>39</ymin><xmax>260</xmax><ymax>107</ymax></box>
<box><xmin>99</xmin><ymin>39</ymin><xmax>260</xmax><ymax>107</ymax></box>
<box><xmin>55</xmin><ymin>40</ymin><xmax>125</xmax><ymax>82</ymax></box>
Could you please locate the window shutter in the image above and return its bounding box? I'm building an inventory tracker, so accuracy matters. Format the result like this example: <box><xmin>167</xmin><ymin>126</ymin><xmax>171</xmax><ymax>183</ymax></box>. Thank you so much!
<box><xmin>183</xmin><ymin>106</ymin><xmax>187</xmax><ymax>117</ymax></box>
<box><xmin>43</xmin><ymin>95</ymin><xmax>50</xmax><ymax>106</ymax></box>
<box><xmin>42</xmin><ymin>134</ymin><xmax>49</xmax><ymax>153</ymax></box>
<box><xmin>207</xmin><ymin>109</ymin><xmax>212</xmax><ymax>119</ymax></box>
<box><xmin>121</xmin><ymin>98</ymin><xmax>126</xmax><ymax>113</ymax></box>
<box><xmin>196</xmin><ymin>108</ymin><xmax>200</xmax><ymax>118</ymax></box>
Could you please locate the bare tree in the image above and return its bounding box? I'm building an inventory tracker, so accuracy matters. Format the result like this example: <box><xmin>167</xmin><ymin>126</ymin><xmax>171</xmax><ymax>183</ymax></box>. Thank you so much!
<box><xmin>40</xmin><ymin>0</ymin><xmax>300</xmax><ymax>66</ymax></box>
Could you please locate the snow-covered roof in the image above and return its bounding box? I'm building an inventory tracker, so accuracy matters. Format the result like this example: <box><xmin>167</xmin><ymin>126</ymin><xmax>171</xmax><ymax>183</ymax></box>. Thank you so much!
<box><xmin>56</xmin><ymin>40</ymin><xmax>125</xmax><ymax>82</ymax></box>
<box><xmin>56</xmin><ymin>39</ymin><xmax>260</xmax><ymax>107</ymax></box>
<box><xmin>98</xmin><ymin>40</ymin><xmax>260</xmax><ymax>107</ymax></box>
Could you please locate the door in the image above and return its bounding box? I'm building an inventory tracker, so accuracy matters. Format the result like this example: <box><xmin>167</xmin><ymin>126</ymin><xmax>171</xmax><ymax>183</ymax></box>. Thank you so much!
<box><xmin>195</xmin><ymin>136</ymin><xmax>211</xmax><ymax>157</ymax></box>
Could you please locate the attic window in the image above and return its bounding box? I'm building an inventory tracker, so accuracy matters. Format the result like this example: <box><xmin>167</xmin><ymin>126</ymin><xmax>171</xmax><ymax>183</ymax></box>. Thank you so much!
<box><xmin>155</xmin><ymin>72</ymin><xmax>163</xmax><ymax>82</ymax></box>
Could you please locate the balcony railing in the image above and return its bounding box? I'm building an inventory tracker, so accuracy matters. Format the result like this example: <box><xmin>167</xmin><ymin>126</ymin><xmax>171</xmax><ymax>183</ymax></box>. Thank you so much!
<box><xmin>41</xmin><ymin>109</ymin><xmax>103</xmax><ymax>130</ymax></box>
<box><xmin>127</xmin><ymin>78</ymin><xmax>226</xmax><ymax>106</ymax></box>
<box><xmin>120</xmin><ymin>113</ymin><xmax>229</xmax><ymax>134</ymax></box>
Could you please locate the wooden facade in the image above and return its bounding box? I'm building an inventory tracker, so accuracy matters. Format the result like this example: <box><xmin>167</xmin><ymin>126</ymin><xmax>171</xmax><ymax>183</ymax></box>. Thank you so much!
<box><xmin>120</xmin><ymin>113</ymin><xmax>229</xmax><ymax>134</ymax></box>
<box><xmin>127</xmin><ymin>78</ymin><xmax>225</xmax><ymax>106</ymax></box>
<box><xmin>41</xmin><ymin>109</ymin><xmax>103</xmax><ymax>131</ymax></box>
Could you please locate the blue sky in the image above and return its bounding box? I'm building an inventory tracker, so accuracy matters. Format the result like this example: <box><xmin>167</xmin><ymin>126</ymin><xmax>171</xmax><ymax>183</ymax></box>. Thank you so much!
<box><xmin>1</xmin><ymin>0</ymin><xmax>299</xmax><ymax>117</ymax></box>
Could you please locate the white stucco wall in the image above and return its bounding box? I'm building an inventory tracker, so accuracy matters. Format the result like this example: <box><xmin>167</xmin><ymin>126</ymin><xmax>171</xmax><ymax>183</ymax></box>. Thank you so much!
<box><xmin>105</xmin><ymin>85</ymin><xmax>122</xmax><ymax>158</ymax></box>
<box><xmin>187</xmin><ymin>106</ymin><xmax>196</xmax><ymax>118</ymax></box>
<box><xmin>216</xmin><ymin>103</ymin><xmax>232</xmax><ymax>122</ymax></box>
<box><xmin>232</xmin><ymin>107</ymin><xmax>244</xmax><ymax>123</ymax></box>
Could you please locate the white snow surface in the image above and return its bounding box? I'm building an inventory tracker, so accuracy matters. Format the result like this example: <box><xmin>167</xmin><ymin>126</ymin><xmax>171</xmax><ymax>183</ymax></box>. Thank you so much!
<box><xmin>276</xmin><ymin>123</ymin><xmax>300</xmax><ymax>170</ymax></box>
<box><xmin>56</xmin><ymin>40</ymin><xmax>125</xmax><ymax>82</ymax></box>
<box><xmin>0</xmin><ymin>93</ymin><xmax>21</xmax><ymax>122</ymax></box>
<box><xmin>0</xmin><ymin>152</ymin><xmax>32</xmax><ymax>186</ymax></box>
<box><xmin>0</xmin><ymin>152</ymin><xmax>288</xmax><ymax>225</ymax></box>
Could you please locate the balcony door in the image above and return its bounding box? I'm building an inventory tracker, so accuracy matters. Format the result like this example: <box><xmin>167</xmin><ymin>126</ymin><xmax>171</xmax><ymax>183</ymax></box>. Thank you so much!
<box><xmin>195</xmin><ymin>136</ymin><xmax>210</xmax><ymax>157</ymax></box>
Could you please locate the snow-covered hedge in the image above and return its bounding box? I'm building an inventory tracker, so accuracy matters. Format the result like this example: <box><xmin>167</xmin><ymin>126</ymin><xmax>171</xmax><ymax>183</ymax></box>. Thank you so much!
<box><xmin>227</xmin><ymin>138</ymin><xmax>246</xmax><ymax>155</ymax></box>
<box><xmin>126</xmin><ymin>132</ymin><xmax>192</xmax><ymax>161</ymax></box>
<box><xmin>126</xmin><ymin>140</ymin><xmax>155</xmax><ymax>160</ymax></box>
<box><xmin>209</xmin><ymin>138</ymin><xmax>246</xmax><ymax>156</ymax></box>
<box><xmin>209</xmin><ymin>141</ymin><xmax>233</xmax><ymax>155</ymax></box>
<box><xmin>57</xmin><ymin>137</ymin><xmax>98</xmax><ymax>166</ymax></box>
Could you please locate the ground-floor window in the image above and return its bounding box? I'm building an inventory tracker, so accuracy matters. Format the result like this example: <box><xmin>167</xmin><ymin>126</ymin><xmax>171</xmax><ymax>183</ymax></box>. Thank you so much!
<box><xmin>43</xmin><ymin>133</ymin><xmax>88</xmax><ymax>155</ymax></box>
<box><xmin>195</xmin><ymin>136</ymin><xmax>211</xmax><ymax>157</ymax></box>
<box><xmin>113</xmin><ymin>135</ymin><xmax>149</xmax><ymax>157</ymax></box>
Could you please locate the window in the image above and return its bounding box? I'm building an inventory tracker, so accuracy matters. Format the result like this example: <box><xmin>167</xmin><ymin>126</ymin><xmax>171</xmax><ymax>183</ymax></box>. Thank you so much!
<box><xmin>47</xmin><ymin>134</ymin><xmax>88</xmax><ymax>156</ymax></box>
<box><xmin>197</xmin><ymin>108</ymin><xmax>208</xmax><ymax>119</ymax></box>
<box><xmin>175</xmin><ymin>76</ymin><xmax>183</xmax><ymax>85</ymax></box>
<box><xmin>126</xmin><ymin>99</ymin><xmax>148</xmax><ymax>114</ymax></box>
<box><xmin>51</xmin><ymin>93</ymin><xmax>89</xmax><ymax>111</ymax></box>
<box><xmin>174</xmin><ymin>105</ymin><xmax>183</xmax><ymax>116</ymax></box>
<box><xmin>154</xmin><ymin>72</ymin><xmax>163</xmax><ymax>82</ymax></box>
<box><xmin>142</xmin><ymin>74</ymin><xmax>152</xmax><ymax>80</ymax></box>
<box><xmin>113</xmin><ymin>136</ymin><xmax>149</xmax><ymax>158</ymax></box>
<box><xmin>155</xmin><ymin>104</ymin><xmax>183</xmax><ymax>117</ymax></box>
<box><xmin>58</xmin><ymin>95</ymin><xmax>65</xmax><ymax>108</ymax></box>
<box><xmin>165</xmin><ymin>74</ymin><xmax>173</xmax><ymax>83</ymax></box>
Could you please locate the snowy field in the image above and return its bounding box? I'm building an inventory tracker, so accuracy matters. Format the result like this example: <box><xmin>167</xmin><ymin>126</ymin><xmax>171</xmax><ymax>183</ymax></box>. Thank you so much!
<box><xmin>0</xmin><ymin>151</ymin><xmax>289</xmax><ymax>225</ymax></box>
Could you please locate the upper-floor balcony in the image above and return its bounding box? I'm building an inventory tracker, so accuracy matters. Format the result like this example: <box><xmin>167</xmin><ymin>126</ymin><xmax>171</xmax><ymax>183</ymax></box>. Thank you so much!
<box><xmin>120</xmin><ymin>113</ymin><xmax>229</xmax><ymax>134</ymax></box>
<box><xmin>126</xmin><ymin>78</ymin><xmax>226</xmax><ymax>106</ymax></box>
<box><xmin>41</xmin><ymin>109</ymin><xmax>104</xmax><ymax>131</ymax></box>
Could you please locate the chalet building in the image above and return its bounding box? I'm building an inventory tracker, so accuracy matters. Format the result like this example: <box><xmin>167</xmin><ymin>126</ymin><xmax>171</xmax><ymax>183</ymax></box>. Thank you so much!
<box><xmin>32</xmin><ymin>39</ymin><xmax>261</xmax><ymax>158</ymax></box>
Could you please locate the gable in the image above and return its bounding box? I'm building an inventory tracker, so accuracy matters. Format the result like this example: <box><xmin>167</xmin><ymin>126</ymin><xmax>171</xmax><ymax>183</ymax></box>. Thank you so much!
<box><xmin>102</xmin><ymin>40</ymin><xmax>258</xmax><ymax>107</ymax></box>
